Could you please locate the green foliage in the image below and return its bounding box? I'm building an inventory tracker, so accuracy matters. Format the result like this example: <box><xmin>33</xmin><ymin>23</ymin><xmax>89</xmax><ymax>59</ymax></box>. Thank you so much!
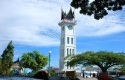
<box><xmin>71</xmin><ymin>0</ymin><xmax>125</xmax><ymax>20</ymax></box>
<box><xmin>67</xmin><ymin>51</ymin><xmax>125</xmax><ymax>73</ymax></box>
<box><xmin>50</xmin><ymin>70</ymin><xmax>56</xmax><ymax>76</ymax></box>
<box><xmin>0</xmin><ymin>58</ymin><xmax>2</xmax><ymax>74</ymax></box>
<box><xmin>120</xmin><ymin>68</ymin><xmax>125</xmax><ymax>74</ymax></box>
<box><xmin>1</xmin><ymin>41</ymin><xmax>14</xmax><ymax>75</ymax></box>
<box><xmin>20</xmin><ymin>50</ymin><xmax>48</xmax><ymax>72</ymax></box>
<box><xmin>120</xmin><ymin>64</ymin><xmax>125</xmax><ymax>74</ymax></box>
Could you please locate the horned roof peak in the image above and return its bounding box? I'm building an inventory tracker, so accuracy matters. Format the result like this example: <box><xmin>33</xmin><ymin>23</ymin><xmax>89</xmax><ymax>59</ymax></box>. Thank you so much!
<box><xmin>61</xmin><ymin>8</ymin><xmax>75</xmax><ymax>20</ymax></box>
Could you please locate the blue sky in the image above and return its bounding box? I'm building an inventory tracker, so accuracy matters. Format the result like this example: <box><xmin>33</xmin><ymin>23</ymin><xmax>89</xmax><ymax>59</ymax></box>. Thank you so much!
<box><xmin>0</xmin><ymin>0</ymin><xmax>125</xmax><ymax>68</ymax></box>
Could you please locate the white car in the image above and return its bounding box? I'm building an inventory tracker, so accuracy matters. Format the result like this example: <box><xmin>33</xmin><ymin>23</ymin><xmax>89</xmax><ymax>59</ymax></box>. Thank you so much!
<box><xmin>117</xmin><ymin>75</ymin><xmax>125</xmax><ymax>80</ymax></box>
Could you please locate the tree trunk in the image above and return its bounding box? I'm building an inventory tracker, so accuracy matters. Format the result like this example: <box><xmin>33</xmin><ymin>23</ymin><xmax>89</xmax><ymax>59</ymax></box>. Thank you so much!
<box><xmin>101</xmin><ymin>68</ymin><xmax>108</xmax><ymax>73</ymax></box>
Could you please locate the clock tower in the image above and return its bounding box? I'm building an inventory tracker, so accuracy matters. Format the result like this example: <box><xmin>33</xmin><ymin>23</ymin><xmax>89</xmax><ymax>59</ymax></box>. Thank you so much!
<box><xmin>58</xmin><ymin>8</ymin><xmax>76</xmax><ymax>71</ymax></box>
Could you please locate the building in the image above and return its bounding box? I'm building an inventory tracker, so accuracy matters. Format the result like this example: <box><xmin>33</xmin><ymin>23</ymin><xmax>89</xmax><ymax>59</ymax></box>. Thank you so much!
<box><xmin>11</xmin><ymin>58</ymin><xmax>24</xmax><ymax>75</ymax></box>
<box><xmin>58</xmin><ymin>8</ymin><xmax>77</xmax><ymax>71</ymax></box>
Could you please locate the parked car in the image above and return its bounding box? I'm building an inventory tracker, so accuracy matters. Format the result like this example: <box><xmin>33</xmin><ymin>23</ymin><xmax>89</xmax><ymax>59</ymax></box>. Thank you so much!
<box><xmin>117</xmin><ymin>75</ymin><xmax>125</xmax><ymax>80</ymax></box>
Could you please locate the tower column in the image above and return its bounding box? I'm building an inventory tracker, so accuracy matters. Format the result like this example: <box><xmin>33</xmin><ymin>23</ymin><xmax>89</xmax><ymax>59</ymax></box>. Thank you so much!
<box><xmin>59</xmin><ymin>8</ymin><xmax>77</xmax><ymax>71</ymax></box>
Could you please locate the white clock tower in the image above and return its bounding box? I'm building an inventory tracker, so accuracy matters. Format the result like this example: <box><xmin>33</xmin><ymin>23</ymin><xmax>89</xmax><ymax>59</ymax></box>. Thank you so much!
<box><xmin>59</xmin><ymin>8</ymin><xmax>77</xmax><ymax>71</ymax></box>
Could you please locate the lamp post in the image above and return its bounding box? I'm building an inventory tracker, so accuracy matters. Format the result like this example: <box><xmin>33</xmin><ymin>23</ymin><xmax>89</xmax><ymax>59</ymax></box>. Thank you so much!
<box><xmin>48</xmin><ymin>51</ymin><xmax>52</xmax><ymax>76</ymax></box>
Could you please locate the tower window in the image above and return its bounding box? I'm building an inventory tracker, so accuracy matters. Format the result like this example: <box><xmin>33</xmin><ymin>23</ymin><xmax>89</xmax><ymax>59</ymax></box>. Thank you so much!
<box><xmin>67</xmin><ymin>37</ymin><xmax>69</xmax><ymax>44</ymax></box>
<box><xmin>71</xmin><ymin>38</ymin><xmax>73</xmax><ymax>44</ymax></box>
<box><xmin>70</xmin><ymin>66</ymin><xmax>71</xmax><ymax>69</ymax></box>
<box><xmin>67</xmin><ymin>61</ymin><xmax>69</xmax><ymax>69</ymax></box>
<box><xmin>70</xmin><ymin>49</ymin><xmax>72</xmax><ymax>55</ymax></box>
<box><xmin>67</xmin><ymin>48</ymin><xmax>69</xmax><ymax>56</ymax></box>
<box><xmin>72</xmin><ymin>49</ymin><xmax>74</xmax><ymax>56</ymax></box>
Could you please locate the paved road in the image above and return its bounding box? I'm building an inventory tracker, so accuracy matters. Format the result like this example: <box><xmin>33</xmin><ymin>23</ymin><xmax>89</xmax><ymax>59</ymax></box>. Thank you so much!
<box><xmin>0</xmin><ymin>77</ymin><xmax>40</xmax><ymax>80</ymax></box>
<box><xmin>78</xmin><ymin>77</ymin><xmax>98</xmax><ymax>80</ymax></box>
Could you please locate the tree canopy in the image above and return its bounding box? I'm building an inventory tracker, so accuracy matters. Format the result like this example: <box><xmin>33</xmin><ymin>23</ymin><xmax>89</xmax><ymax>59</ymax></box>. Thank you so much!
<box><xmin>67</xmin><ymin>51</ymin><xmax>125</xmax><ymax>73</ymax></box>
<box><xmin>1</xmin><ymin>41</ymin><xmax>14</xmax><ymax>75</ymax></box>
<box><xmin>20</xmin><ymin>50</ymin><xmax>48</xmax><ymax>72</ymax></box>
<box><xmin>119</xmin><ymin>63</ymin><xmax>125</xmax><ymax>74</ymax></box>
<box><xmin>0</xmin><ymin>58</ymin><xmax>2</xmax><ymax>74</ymax></box>
<box><xmin>70</xmin><ymin>0</ymin><xmax>125</xmax><ymax>20</ymax></box>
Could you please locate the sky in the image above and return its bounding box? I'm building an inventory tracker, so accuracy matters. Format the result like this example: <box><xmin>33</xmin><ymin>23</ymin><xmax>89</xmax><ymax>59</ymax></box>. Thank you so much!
<box><xmin>0</xmin><ymin>0</ymin><xmax>125</xmax><ymax>68</ymax></box>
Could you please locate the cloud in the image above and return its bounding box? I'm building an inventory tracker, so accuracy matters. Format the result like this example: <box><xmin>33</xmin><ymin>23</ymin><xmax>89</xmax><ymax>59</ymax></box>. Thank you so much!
<box><xmin>75</xmin><ymin>8</ymin><xmax>125</xmax><ymax>37</ymax></box>
<box><xmin>0</xmin><ymin>0</ymin><xmax>125</xmax><ymax>51</ymax></box>
<box><xmin>0</xmin><ymin>0</ymin><xmax>60</xmax><ymax>47</ymax></box>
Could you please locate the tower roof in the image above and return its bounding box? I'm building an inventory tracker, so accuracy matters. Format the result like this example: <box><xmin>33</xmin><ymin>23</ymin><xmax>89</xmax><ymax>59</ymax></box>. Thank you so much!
<box><xmin>61</xmin><ymin>8</ymin><xmax>75</xmax><ymax>20</ymax></box>
<box><xmin>14</xmin><ymin>58</ymin><xmax>20</xmax><ymax>63</ymax></box>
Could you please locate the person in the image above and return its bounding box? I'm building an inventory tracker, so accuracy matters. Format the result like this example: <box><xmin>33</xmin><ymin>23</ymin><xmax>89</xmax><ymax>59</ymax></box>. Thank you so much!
<box><xmin>93</xmin><ymin>73</ymin><xmax>96</xmax><ymax>77</ymax></box>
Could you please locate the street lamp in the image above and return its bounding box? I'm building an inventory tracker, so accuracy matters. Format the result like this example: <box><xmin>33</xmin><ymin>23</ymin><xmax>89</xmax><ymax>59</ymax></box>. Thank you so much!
<box><xmin>48</xmin><ymin>51</ymin><xmax>52</xmax><ymax>76</ymax></box>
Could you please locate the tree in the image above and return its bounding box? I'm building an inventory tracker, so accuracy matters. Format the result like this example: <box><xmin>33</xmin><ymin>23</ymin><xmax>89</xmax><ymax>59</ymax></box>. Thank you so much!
<box><xmin>20</xmin><ymin>50</ymin><xmax>48</xmax><ymax>72</ymax></box>
<box><xmin>70</xmin><ymin>0</ymin><xmax>125</xmax><ymax>20</ymax></box>
<box><xmin>0</xmin><ymin>58</ymin><xmax>2</xmax><ymax>74</ymax></box>
<box><xmin>67</xmin><ymin>51</ymin><xmax>125</xmax><ymax>73</ymax></box>
<box><xmin>119</xmin><ymin>63</ymin><xmax>125</xmax><ymax>74</ymax></box>
<box><xmin>1</xmin><ymin>41</ymin><xmax>14</xmax><ymax>75</ymax></box>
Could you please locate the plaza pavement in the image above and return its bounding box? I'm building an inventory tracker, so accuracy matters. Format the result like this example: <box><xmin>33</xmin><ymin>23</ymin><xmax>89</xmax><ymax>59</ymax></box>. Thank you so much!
<box><xmin>78</xmin><ymin>76</ymin><xmax>98</xmax><ymax>80</ymax></box>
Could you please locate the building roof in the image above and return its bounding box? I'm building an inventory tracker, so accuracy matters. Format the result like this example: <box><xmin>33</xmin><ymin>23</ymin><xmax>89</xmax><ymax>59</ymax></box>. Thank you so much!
<box><xmin>61</xmin><ymin>8</ymin><xmax>74</xmax><ymax>20</ymax></box>
<box><xmin>13</xmin><ymin>58</ymin><xmax>20</xmax><ymax>63</ymax></box>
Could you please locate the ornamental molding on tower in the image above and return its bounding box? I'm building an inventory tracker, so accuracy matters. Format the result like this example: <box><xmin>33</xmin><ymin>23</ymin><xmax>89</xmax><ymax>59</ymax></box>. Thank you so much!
<box><xmin>58</xmin><ymin>19</ymin><xmax>76</xmax><ymax>26</ymax></box>
<box><xmin>59</xmin><ymin>8</ymin><xmax>76</xmax><ymax>26</ymax></box>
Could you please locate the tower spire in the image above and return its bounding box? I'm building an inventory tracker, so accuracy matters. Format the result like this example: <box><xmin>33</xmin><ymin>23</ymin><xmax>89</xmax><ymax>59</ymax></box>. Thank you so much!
<box><xmin>61</xmin><ymin>8</ymin><xmax>74</xmax><ymax>20</ymax></box>
<box><xmin>61</xmin><ymin>8</ymin><xmax>64</xmax><ymax>20</ymax></box>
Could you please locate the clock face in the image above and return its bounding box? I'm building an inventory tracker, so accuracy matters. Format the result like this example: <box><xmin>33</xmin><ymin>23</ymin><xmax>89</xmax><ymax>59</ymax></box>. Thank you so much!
<box><xmin>68</xmin><ymin>25</ymin><xmax>73</xmax><ymax>30</ymax></box>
